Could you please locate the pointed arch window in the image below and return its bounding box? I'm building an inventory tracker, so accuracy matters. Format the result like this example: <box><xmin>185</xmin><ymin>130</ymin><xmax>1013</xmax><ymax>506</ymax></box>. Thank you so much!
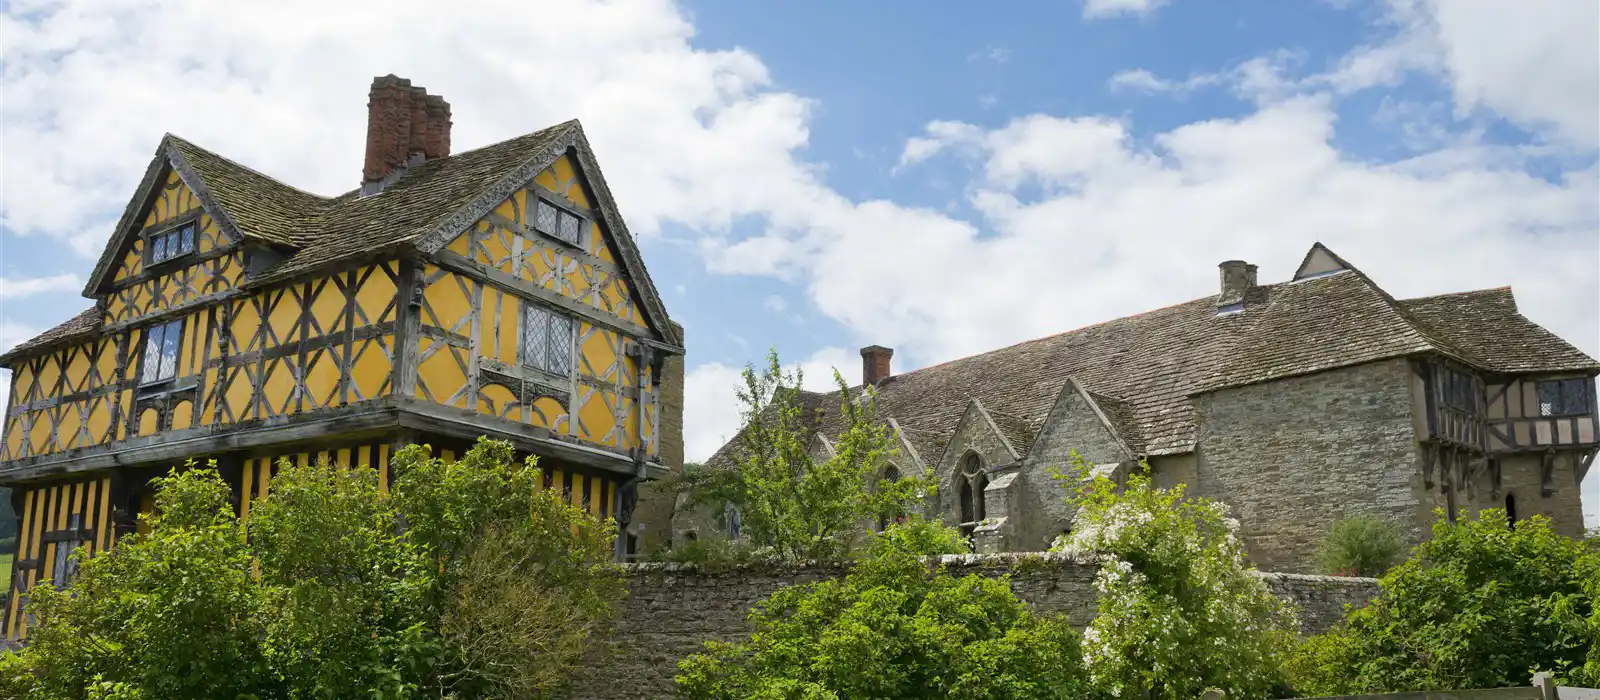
<box><xmin>957</xmin><ymin>455</ymin><xmax>987</xmax><ymax>544</ymax></box>
<box><xmin>877</xmin><ymin>466</ymin><xmax>903</xmax><ymax>532</ymax></box>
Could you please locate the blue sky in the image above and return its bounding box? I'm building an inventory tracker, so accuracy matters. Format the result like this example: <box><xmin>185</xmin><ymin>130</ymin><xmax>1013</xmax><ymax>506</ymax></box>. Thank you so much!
<box><xmin>2</xmin><ymin>0</ymin><xmax>1597</xmax><ymax>520</ymax></box>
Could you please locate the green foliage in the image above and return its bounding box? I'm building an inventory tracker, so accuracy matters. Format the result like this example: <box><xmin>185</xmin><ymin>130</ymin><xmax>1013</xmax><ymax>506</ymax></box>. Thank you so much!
<box><xmin>5</xmin><ymin>439</ymin><xmax>621</xmax><ymax>700</ymax></box>
<box><xmin>1052</xmin><ymin>456</ymin><xmax>1296</xmax><ymax>700</ymax></box>
<box><xmin>863</xmin><ymin>515</ymin><xmax>970</xmax><ymax>558</ymax></box>
<box><xmin>1288</xmin><ymin>509</ymin><xmax>1599</xmax><ymax>693</ymax></box>
<box><xmin>674</xmin><ymin>549</ymin><xmax>1091</xmax><ymax>699</ymax></box>
<box><xmin>679</xmin><ymin>349</ymin><xmax>933</xmax><ymax>562</ymax></box>
<box><xmin>1315</xmin><ymin>513</ymin><xmax>1408</xmax><ymax>577</ymax></box>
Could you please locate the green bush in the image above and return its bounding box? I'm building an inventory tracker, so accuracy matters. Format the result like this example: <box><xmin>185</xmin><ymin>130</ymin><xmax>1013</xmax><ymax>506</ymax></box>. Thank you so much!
<box><xmin>674</xmin><ymin>548</ymin><xmax>1090</xmax><ymax>699</ymax></box>
<box><xmin>1287</xmin><ymin>509</ymin><xmax>1598</xmax><ymax>693</ymax></box>
<box><xmin>863</xmin><ymin>514</ymin><xmax>970</xmax><ymax>558</ymax></box>
<box><xmin>2</xmin><ymin>438</ymin><xmax>621</xmax><ymax>700</ymax></box>
<box><xmin>1315</xmin><ymin>513</ymin><xmax>1408</xmax><ymax>577</ymax></box>
<box><xmin>1053</xmin><ymin>456</ymin><xmax>1297</xmax><ymax>700</ymax></box>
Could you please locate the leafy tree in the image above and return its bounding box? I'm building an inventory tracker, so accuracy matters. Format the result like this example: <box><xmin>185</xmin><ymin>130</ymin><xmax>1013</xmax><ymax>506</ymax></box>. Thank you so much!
<box><xmin>674</xmin><ymin>546</ymin><xmax>1091</xmax><ymax>699</ymax></box>
<box><xmin>1287</xmin><ymin>509</ymin><xmax>1598</xmax><ymax>693</ymax></box>
<box><xmin>1052</xmin><ymin>457</ymin><xmax>1296</xmax><ymax>700</ymax></box>
<box><xmin>1</xmin><ymin>438</ymin><xmax>621</xmax><ymax>700</ymax></box>
<box><xmin>678</xmin><ymin>349</ymin><xmax>932</xmax><ymax>562</ymax></box>
<box><xmin>863</xmin><ymin>514</ymin><xmax>971</xmax><ymax>558</ymax></box>
<box><xmin>1315</xmin><ymin>513</ymin><xmax>1408</xmax><ymax>577</ymax></box>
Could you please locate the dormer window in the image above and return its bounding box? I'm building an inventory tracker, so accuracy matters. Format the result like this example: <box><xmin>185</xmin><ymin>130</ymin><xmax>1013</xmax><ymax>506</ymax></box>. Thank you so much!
<box><xmin>148</xmin><ymin>222</ymin><xmax>196</xmax><ymax>264</ymax></box>
<box><xmin>1537</xmin><ymin>378</ymin><xmax>1591</xmax><ymax>417</ymax></box>
<box><xmin>533</xmin><ymin>197</ymin><xmax>585</xmax><ymax>247</ymax></box>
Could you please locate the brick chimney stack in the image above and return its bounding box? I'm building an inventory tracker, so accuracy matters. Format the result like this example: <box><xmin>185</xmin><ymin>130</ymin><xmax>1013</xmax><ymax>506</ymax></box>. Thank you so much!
<box><xmin>363</xmin><ymin>75</ymin><xmax>452</xmax><ymax>195</ymax></box>
<box><xmin>1217</xmin><ymin>260</ymin><xmax>1258</xmax><ymax>308</ymax></box>
<box><xmin>861</xmin><ymin>345</ymin><xmax>894</xmax><ymax>386</ymax></box>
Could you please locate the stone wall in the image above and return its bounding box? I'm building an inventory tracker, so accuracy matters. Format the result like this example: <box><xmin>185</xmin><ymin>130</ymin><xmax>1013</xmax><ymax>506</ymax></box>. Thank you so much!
<box><xmin>1193</xmin><ymin>359</ymin><xmax>1424</xmax><ymax>573</ymax></box>
<box><xmin>566</xmin><ymin>553</ymin><xmax>1379</xmax><ymax>700</ymax></box>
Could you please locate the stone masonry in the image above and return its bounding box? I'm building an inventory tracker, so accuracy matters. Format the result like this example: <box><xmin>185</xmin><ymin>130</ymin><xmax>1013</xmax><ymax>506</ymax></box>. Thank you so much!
<box><xmin>1193</xmin><ymin>359</ymin><xmax>1425</xmax><ymax>573</ymax></box>
<box><xmin>565</xmin><ymin>553</ymin><xmax>1379</xmax><ymax>700</ymax></box>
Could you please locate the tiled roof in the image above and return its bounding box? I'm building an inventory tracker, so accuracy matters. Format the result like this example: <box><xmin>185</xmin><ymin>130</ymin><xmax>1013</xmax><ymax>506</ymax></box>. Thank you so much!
<box><xmin>248</xmin><ymin>124</ymin><xmax>574</xmax><ymax>285</ymax></box>
<box><xmin>705</xmin><ymin>267</ymin><xmax>1597</xmax><ymax>468</ymax></box>
<box><xmin>0</xmin><ymin>308</ymin><xmax>100</xmax><ymax>363</ymax></box>
<box><xmin>16</xmin><ymin>120</ymin><xmax>678</xmax><ymax>367</ymax></box>
<box><xmin>167</xmin><ymin>136</ymin><xmax>330</xmax><ymax>248</ymax></box>
<box><xmin>986</xmin><ymin>409</ymin><xmax>1038</xmax><ymax>458</ymax></box>
<box><xmin>1400</xmin><ymin>288</ymin><xmax>1600</xmax><ymax>374</ymax></box>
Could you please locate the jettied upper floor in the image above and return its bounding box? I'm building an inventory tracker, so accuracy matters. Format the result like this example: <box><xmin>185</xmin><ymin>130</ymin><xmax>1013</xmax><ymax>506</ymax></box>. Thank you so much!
<box><xmin>0</xmin><ymin>75</ymin><xmax>687</xmax><ymax>492</ymax></box>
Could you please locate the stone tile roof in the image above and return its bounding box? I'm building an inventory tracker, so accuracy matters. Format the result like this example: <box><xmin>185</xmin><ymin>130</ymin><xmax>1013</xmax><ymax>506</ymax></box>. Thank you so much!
<box><xmin>167</xmin><ymin>136</ymin><xmax>330</xmax><ymax>248</ymax></box>
<box><xmin>705</xmin><ymin>265</ymin><xmax>1597</xmax><ymax>469</ymax></box>
<box><xmin>986</xmin><ymin>409</ymin><xmax>1038</xmax><ymax>458</ymax></box>
<box><xmin>1399</xmin><ymin>287</ymin><xmax>1600</xmax><ymax>374</ymax></box>
<box><xmin>8</xmin><ymin>120</ymin><xmax>681</xmax><ymax>366</ymax></box>
<box><xmin>0</xmin><ymin>308</ymin><xmax>101</xmax><ymax>363</ymax></box>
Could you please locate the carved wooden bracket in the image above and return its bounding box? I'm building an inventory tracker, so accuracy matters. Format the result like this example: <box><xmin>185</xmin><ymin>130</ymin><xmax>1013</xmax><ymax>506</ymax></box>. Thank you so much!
<box><xmin>477</xmin><ymin>359</ymin><xmax>570</xmax><ymax>407</ymax></box>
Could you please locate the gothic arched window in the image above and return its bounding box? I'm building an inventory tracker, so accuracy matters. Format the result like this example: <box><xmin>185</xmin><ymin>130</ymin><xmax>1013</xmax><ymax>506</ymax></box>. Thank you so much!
<box><xmin>958</xmin><ymin>455</ymin><xmax>986</xmax><ymax>542</ymax></box>
<box><xmin>878</xmin><ymin>466</ymin><xmax>903</xmax><ymax>532</ymax></box>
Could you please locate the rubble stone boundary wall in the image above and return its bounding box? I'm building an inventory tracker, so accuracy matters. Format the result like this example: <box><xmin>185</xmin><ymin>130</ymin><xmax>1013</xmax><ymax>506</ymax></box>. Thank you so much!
<box><xmin>569</xmin><ymin>553</ymin><xmax>1380</xmax><ymax>700</ymax></box>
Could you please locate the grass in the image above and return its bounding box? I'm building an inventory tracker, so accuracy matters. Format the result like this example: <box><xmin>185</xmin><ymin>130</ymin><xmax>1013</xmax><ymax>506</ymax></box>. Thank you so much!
<box><xmin>0</xmin><ymin>553</ymin><xmax>10</xmax><ymax>592</ymax></box>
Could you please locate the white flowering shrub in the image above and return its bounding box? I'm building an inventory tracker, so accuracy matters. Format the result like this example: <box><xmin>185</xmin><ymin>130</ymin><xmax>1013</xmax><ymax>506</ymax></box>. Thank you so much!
<box><xmin>1052</xmin><ymin>457</ymin><xmax>1297</xmax><ymax>700</ymax></box>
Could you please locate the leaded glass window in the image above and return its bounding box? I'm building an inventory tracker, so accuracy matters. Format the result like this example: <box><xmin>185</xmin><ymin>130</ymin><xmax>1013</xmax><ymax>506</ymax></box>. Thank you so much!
<box><xmin>140</xmin><ymin>318</ymin><xmax>184</xmax><ymax>385</ymax></box>
<box><xmin>1538</xmin><ymin>378</ymin><xmax>1591</xmax><ymax>416</ymax></box>
<box><xmin>520</xmin><ymin>303</ymin><xmax>574</xmax><ymax>376</ymax></box>
<box><xmin>149</xmin><ymin>223</ymin><xmax>196</xmax><ymax>264</ymax></box>
<box><xmin>533</xmin><ymin>198</ymin><xmax>584</xmax><ymax>246</ymax></box>
<box><xmin>1442</xmin><ymin>368</ymin><xmax>1477</xmax><ymax>411</ymax></box>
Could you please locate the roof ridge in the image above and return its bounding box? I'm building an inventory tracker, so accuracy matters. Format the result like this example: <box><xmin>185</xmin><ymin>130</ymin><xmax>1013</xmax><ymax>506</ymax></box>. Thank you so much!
<box><xmin>166</xmin><ymin>133</ymin><xmax>334</xmax><ymax>201</ymax></box>
<box><xmin>1401</xmin><ymin>285</ymin><xmax>1513</xmax><ymax>302</ymax></box>
<box><xmin>879</xmin><ymin>290</ymin><xmax>1250</xmax><ymax>384</ymax></box>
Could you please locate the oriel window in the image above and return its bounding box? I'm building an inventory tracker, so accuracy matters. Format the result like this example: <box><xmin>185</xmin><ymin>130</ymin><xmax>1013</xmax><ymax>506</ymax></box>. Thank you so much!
<box><xmin>533</xmin><ymin>198</ymin><xmax>585</xmax><ymax>247</ymax></box>
<box><xmin>520</xmin><ymin>303</ymin><xmax>574</xmax><ymax>377</ymax></box>
<box><xmin>1537</xmin><ymin>378</ymin><xmax>1592</xmax><ymax>417</ymax></box>
<box><xmin>140</xmin><ymin>318</ymin><xmax>184</xmax><ymax>385</ymax></box>
<box><xmin>149</xmin><ymin>222</ymin><xmax>196</xmax><ymax>264</ymax></box>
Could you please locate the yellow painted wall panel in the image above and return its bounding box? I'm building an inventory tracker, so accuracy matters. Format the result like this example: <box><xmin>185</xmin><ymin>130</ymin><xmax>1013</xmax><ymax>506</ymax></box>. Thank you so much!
<box><xmin>310</xmin><ymin>283</ymin><xmax>346</xmax><ymax>335</ymax></box>
<box><xmin>11</xmin><ymin>365</ymin><xmax>34</xmax><ymax>407</ymax></box>
<box><xmin>28</xmin><ymin>411</ymin><xmax>53</xmax><ymax>453</ymax></box>
<box><xmin>261</xmin><ymin>360</ymin><xmax>296</xmax><ymax>415</ymax></box>
<box><xmin>138</xmin><ymin>408</ymin><xmax>160</xmax><ymax>437</ymax></box>
<box><xmin>57</xmin><ymin>403</ymin><xmax>82</xmax><ymax>450</ymax></box>
<box><xmin>305</xmin><ymin>353</ymin><xmax>341</xmax><ymax>408</ymax></box>
<box><xmin>424</xmin><ymin>269</ymin><xmax>474</xmax><ymax>332</ymax></box>
<box><xmin>356</xmin><ymin>267</ymin><xmax>398</xmax><ymax>325</ymax></box>
<box><xmin>268</xmin><ymin>293</ymin><xmax>301</xmax><ymax>346</ymax></box>
<box><xmin>350</xmin><ymin>335</ymin><xmax>393</xmax><ymax>400</ymax></box>
<box><xmin>172</xmin><ymin>400</ymin><xmax>193</xmax><ymax>431</ymax></box>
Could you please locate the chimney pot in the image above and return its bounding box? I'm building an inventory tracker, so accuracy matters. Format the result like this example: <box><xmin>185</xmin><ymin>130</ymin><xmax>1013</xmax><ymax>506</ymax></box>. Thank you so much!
<box><xmin>1217</xmin><ymin>260</ymin><xmax>1256</xmax><ymax>307</ymax></box>
<box><xmin>363</xmin><ymin>75</ymin><xmax>452</xmax><ymax>194</ymax></box>
<box><xmin>861</xmin><ymin>345</ymin><xmax>894</xmax><ymax>386</ymax></box>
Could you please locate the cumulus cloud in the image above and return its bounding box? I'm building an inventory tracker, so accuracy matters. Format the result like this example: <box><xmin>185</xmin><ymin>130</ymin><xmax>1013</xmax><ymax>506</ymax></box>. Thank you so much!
<box><xmin>3</xmin><ymin>0</ymin><xmax>1596</xmax><ymax>518</ymax></box>
<box><xmin>1317</xmin><ymin>0</ymin><xmax>1599</xmax><ymax>148</ymax></box>
<box><xmin>0</xmin><ymin>274</ymin><xmax>82</xmax><ymax>299</ymax></box>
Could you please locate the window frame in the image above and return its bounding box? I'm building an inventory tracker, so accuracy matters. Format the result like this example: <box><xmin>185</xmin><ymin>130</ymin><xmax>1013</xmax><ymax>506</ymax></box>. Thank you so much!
<box><xmin>138</xmin><ymin>318</ymin><xmax>185</xmax><ymax>386</ymax></box>
<box><xmin>517</xmin><ymin>301</ymin><xmax>575</xmax><ymax>379</ymax></box>
<box><xmin>529</xmin><ymin>192</ymin><xmax>589</xmax><ymax>249</ymax></box>
<box><xmin>141</xmin><ymin>212</ymin><xmax>202</xmax><ymax>268</ymax></box>
<box><xmin>1536</xmin><ymin>378</ymin><xmax>1592</xmax><ymax>417</ymax></box>
<box><xmin>1441</xmin><ymin>367</ymin><xmax>1478</xmax><ymax>412</ymax></box>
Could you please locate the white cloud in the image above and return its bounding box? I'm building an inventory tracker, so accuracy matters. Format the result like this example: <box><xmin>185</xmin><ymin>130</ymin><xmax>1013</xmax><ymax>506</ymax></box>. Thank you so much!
<box><xmin>0</xmin><ymin>321</ymin><xmax>42</xmax><ymax>421</ymax></box>
<box><xmin>1082</xmin><ymin>0</ymin><xmax>1169</xmax><ymax>20</ymax></box>
<box><xmin>762</xmin><ymin>295</ymin><xmax>787</xmax><ymax>313</ymax></box>
<box><xmin>1317</xmin><ymin>0</ymin><xmax>1599</xmax><ymax>148</ymax></box>
<box><xmin>0</xmin><ymin>274</ymin><xmax>82</xmax><ymax>299</ymax></box>
<box><xmin>3</xmin><ymin>0</ymin><xmax>1597</xmax><ymax>519</ymax></box>
<box><xmin>683</xmin><ymin>347</ymin><xmax>854</xmax><ymax>462</ymax></box>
